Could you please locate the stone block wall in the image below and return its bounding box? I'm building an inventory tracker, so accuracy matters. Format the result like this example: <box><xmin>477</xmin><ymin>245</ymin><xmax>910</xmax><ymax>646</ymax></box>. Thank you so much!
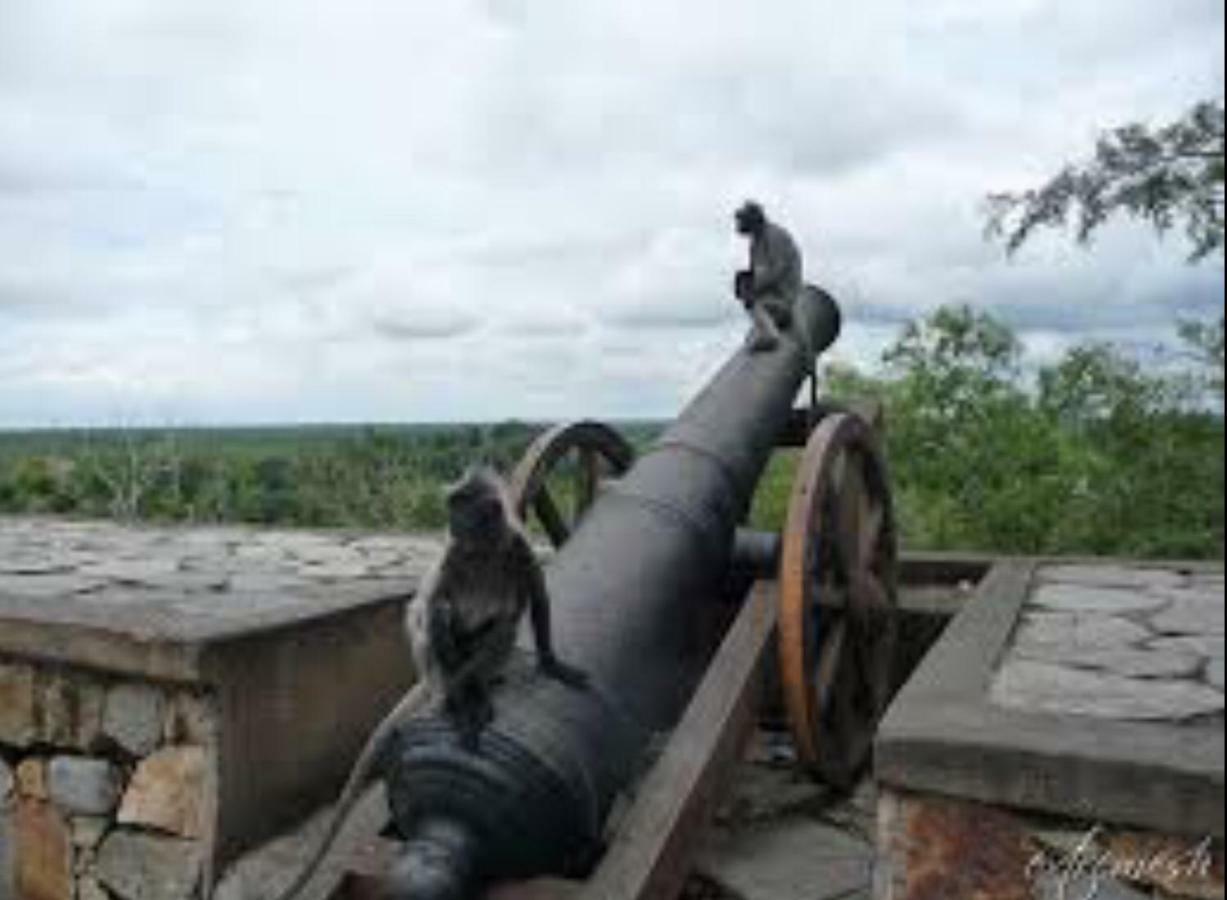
<box><xmin>875</xmin><ymin>787</ymin><xmax>1225</xmax><ymax>900</ymax></box>
<box><xmin>1</xmin><ymin>657</ymin><xmax>219</xmax><ymax>900</ymax></box>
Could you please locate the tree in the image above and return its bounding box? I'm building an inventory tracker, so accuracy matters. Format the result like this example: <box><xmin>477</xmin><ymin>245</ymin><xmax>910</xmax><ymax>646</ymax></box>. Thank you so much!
<box><xmin>985</xmin><ymin>100</ymin><xmax>1225</xmax><ymax>261</ymax></box>
<box><xmin>1177</xmin><ymin>315</ymin><xmax>1226</xmax><ymax>405</ymax></box>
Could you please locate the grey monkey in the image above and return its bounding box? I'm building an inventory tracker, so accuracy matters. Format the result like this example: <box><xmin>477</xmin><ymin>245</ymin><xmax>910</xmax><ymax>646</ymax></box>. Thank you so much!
<box><xmin>733</xmin><ymin>200</ymin><xmax>804</xmax><ymax>353</ymax></box>
<box><xmin>271</xmin><ymin>465</ymin><xmax>587</xmax><ymax>900</ymax></box>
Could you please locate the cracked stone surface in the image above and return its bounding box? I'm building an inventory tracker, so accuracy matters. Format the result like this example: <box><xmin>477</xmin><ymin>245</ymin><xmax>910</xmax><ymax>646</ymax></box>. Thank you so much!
<box><xmin>694</xmin><ymin>755</ymin><xmax>875</xmax><ymax>900</ymax></box>
<box><xmin>1013</xmin><ymin>612</ymin><xmax>1152</xmax><ymax>650</ymax></box>
<box><xmin>993</xmin><ymin>564</ymin><xmax>1225</xmax><ymax>720</ymax></box>
<box><xmin>0</xmin><ymin>518</ymin><xmax>442</xmax><ymax>658</ymax></box>
<box><xmin>991</xmin><ymin>659</ymin><xmax>1224</xmax><ymax>719</ymax></box>
<box><xmin>1030</xmin><ymin>583</ymin><xmax>1169</xmax><ymax>614</ymax></box>
<box><xmin>1037</xmin><ymin>565</ymin><xmax>1187</xmax><ymax>590</ymax></box>
<box><xmin>1012</xmin><ymin>643</ymin><xmax>1203</xmax><ymax>679</ymax></box>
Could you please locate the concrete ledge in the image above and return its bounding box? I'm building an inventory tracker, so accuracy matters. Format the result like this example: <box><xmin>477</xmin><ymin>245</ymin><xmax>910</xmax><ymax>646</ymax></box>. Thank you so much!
<box><xmin>876</xmin><ymin>561</ymin><xmax>1226</xmax><ymax>838</ymax></box>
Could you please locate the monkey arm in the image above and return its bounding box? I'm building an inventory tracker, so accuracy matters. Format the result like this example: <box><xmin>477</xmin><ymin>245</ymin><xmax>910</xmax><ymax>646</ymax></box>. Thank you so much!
<box><xmin>523</xmin><ymin>540</ymin><xmax>589</xmax><ymax>688</ymax></box>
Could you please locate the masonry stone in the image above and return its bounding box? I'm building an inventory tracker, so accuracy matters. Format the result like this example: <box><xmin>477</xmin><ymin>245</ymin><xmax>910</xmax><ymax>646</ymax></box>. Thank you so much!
<box><xmin>1013</xmin><ymin>643</ymin><xmax>1203</xmax><ymax>679</ymax></box>
<box><xmin>14</xmin><ymin>799</ymin><xmax>73</xmax><ymax>900</ymax></box>
<box><xmin>78</xmin><ymin>877</ymin><xmax>111</xmax><ymax>900</ymax></box>
<box><xmin>16</xmin><ymin>758</ymin><xmax>47</xmax><ymax>800</ymax></box>
<box><xmin>0</xmin><ymin>662</ymin><xmax>36</xmax><ymax>747</ymax></box>
<box><xmin>992</xmin><ymin>659</ymin><xmax>1226</xmax><ymax>720</ymax></box>
<box><xmin>1039</xmin><ymin>565</ymin><xmax>1185</xmax><ymax>591</ymax></box>
<box><xmin>1030</xmin><ymin>583</ymin><xmax>1169</xmax><ymax>614</ymax></box>
<box><xmin>97</xmin><ymin>830</ymin><xmax>202</xmax><ymax>900</ymax></box>
<box><xmin>37</xmin><ymin>673</ymin><xmax>105</xmax><ymax>750</ymax></box>
<box><xmin>697</xmin><ymin>815</ymin><xmax>873</xmax><ymax>900</ymax></box>
<box><xmin>0</xmin><ymin>803</ymin><xmax>13</xmax><ymax>900</ymax></box>
<box><xmin>1208</xmin><ymin>658</ymin><xmax>1225</xmax><ymax>691</ymax></box>
<box><xmin>70</xmin><ymin>815</ymin><xmax>111</xmax><ymax>850</ymax></box>
<box><xmin>1014</xmin><ymin>612</ymin><xmax>1152</xmax><ymax>651</ymax></box>
<box><xmin>0</xmin><ymin>755</ymin><xmax>12</xmax><ymax>802</ymax></box>
<box><xmin>163</xmin><ymin>692</ymin><xmax>217</xmax><ymax>746</ymax></box>
<box><xmin>1147</xmin><ymin>635</ymin><xmax>1225</xmax><ymax>660</ymax></box>
<box><xmin>47</xmin><ymin>756</ymin><xmax>122</xmax><ymax>817</ymax></box>
<box><xmin>118</xmin><ymin>746</ymin><xmax>208</xmax><ymax>839</ymax></box>
<box><xmin>1151</xmin><ymin>595</ymin><xmax>1226</xmax><ymax>636</ymax></box>
<box><xmin>103</xmin><ymin>683</ymin><xmax>165</xmax><ymax>757</ymax></box>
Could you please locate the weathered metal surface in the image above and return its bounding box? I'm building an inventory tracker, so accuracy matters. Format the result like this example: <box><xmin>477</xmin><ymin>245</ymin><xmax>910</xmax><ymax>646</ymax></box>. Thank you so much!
<box><xmin>508</xmin><ymin>420</ymin><xmax>635</xmax><ymax>548</ymax></box>
<box><xmin>778</xmin><ymin>412</ymin><xmax>898</xmax><ymax>787</ymax></box>
<box><xmin>775</xmin><ymin>399</ymin><xmax>885</xmax><ymax>449</ymax></box>
<box><xmin>381</xmin><ymin>286</ymin><xmax>842</xmax><ymax>897</ymax></box>
<box><xmin>578</xmin><ymin>581</ymin><xmax>778</xmax><ymax>900</ymax></box>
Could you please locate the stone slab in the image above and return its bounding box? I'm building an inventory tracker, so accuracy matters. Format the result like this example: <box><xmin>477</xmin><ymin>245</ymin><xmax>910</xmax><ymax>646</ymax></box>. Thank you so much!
<box><xmin>697</xmin><ymin>815</ymin><xmax>873</xmax><ymax>900</ymax></box>
<box><xmin>991</xmin><ymin>660</ymin><xmax>1224</xmax><ymax>719</ymax></box>
<box><xmin>877</xmin><ymin>561</ymin><xmax>1226</xmax><ymax>838</ymax></box>
<box><xmin>97</xmin><ymin>830</ymin><xmax>202</xmax><ymax>900</ymax></box>
<box><xmin>1038</xmin><ymin>565</ymin><xmax>1187</xmax><ymax>590</ymax></box>
<box><xmin>1152</xmin><ymin>595</ymin><xmax>1226</xmax><ymax>637</ymax></box>
<box><xmin>1013</xmin><ymin>611</ymin><xmax>1153</xmax><ymax>650</ymax></box>
<box><xmin>1011</xmin><ymin>643</ymin><xmax>1203</xmax><ymax>679</ymax></box>
<box><xmin>1030</xmin><ymin>583</ymin><xmax>1170</xmax><ymax>614</ymax></box>
<box><xmin>1148</xmin><ymin>635</ymin><xmax>1225</xmax><ymax>660</ymax></box>
<box><xmin>47</xmin><ymin>756</ymin><xmax>122</xmax><ymax>816</ymax></box>
<box><xmin>0</xmin><ymin>518</ymin><xmax>440</xmax><ymax>682</ymax></box>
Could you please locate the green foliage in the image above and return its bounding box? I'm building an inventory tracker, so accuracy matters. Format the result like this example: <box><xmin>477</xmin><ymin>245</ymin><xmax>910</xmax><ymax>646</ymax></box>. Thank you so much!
<box><xmin>986</xmin><ymin>100</ymin><xmax>1226</xmax><ymax>262</ymax></box>
<box><xmin>1</xmin><ymin>317</ymin><xmax>1221</xmax><ymax>561</ymax></box>
<box><xmin>752</xmin><ymin>305</ymin><xmax>1223</xmax><ymax>560</ymax></box>
<box><xmin>0</xmin><ymin>422</ymin><xmax>662</xmax><ymax>534</ymax></box>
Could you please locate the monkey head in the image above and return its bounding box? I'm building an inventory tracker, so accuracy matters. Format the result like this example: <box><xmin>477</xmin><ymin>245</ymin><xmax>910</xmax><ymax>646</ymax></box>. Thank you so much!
<box><xmin>445</xmin><ymin>465</ymin><xmax>510</xmax><ymax>545</ymax></box>
<box><xmin>735</xmin><ymin>200</ymin><xmax>766</xmax><ymax>237</ymax></box>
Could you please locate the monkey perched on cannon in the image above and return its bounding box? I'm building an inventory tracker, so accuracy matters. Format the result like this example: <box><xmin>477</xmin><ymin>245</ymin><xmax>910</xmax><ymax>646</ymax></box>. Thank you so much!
<box><xmin>734</xmin><ymin>200</ymin><xmax>804</xmax><ymax>353</ymax></box>
<box><xmin>272</xmin><ymin>465</ymin><xmax>588</xmax><ymax>900</ymax></box>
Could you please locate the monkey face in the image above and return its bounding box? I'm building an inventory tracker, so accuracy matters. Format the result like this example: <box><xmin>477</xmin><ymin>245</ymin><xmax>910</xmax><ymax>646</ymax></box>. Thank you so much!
<box><xmin>445</xmin><ymin>466</ymin><xmax>508</xmax><ymax>544</ymax></box>
<box><xmin>735</xmin><ymin>200</ymin><xmax>765</xmax><ymax>236</ymax></box>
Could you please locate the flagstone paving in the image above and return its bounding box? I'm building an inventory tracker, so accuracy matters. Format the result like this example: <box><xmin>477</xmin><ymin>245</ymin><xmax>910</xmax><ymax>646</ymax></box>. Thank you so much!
<box><xmin>991</xmin><ymin>564</ymin><xmax>1225</xmax><ymax>721</ymax></box>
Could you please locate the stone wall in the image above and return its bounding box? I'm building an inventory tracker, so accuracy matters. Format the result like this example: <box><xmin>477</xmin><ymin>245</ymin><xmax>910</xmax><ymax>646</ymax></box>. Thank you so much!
<box><xmin>1</xmin><ymin>657</ymin><xmax>219</xmax><ymax>900</ymax></box>
<box><xmin>875</xmin><ymin>787</ymin><xmax>1225</xmax><ymax>900</ymax></box>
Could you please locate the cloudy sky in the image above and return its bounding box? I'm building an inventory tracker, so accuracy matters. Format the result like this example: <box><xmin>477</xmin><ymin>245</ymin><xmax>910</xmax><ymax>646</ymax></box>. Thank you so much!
<box><xmin>0</xmin><ymin>0</ymin><xmax>1223</xmax><ymax>427</ymax></box>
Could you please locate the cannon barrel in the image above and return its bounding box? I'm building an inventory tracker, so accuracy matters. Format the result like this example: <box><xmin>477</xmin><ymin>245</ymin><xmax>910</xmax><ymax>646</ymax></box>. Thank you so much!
<box><xmin>385</xmin><ymin>286</ymin><xmax>843</xmax><ymax>898</ymax></box>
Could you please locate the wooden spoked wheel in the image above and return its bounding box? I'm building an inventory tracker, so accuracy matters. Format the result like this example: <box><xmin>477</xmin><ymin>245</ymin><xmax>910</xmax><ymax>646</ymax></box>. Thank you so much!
<box><xmin>508</xmin><ymin>420</ymin><xmax>635</xmax><ymax>549</ymax></box>
<box><xmin>778</xmin><ymin>412</ymin><xmax>899</xmax><ymax>789</ymax></box>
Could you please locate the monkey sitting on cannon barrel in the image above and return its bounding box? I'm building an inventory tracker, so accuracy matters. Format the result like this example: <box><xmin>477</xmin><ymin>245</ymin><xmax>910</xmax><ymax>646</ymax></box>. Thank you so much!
<box><xmin>272</xmin><ymin>465</ymin><xmax>588</xmax><ymax>900</ymax></box>
<box><xmin>734</xmin><ymin>200</ymin><xmax>804</xmax><ymax>353</ymax></box>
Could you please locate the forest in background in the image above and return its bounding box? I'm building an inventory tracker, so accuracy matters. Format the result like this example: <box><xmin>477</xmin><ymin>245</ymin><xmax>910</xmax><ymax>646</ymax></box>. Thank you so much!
<box><xmin>1</xmin><ymin>303</ymin><xmax>1222</xmax><ymax>561</ymax></box>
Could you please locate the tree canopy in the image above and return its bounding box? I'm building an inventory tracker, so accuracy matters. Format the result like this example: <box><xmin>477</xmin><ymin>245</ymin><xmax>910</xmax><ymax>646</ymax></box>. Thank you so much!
<box><xmin>985</xmin><ymin>100</ymin><xmax>1225</xmax><ymax>262</ymax></box>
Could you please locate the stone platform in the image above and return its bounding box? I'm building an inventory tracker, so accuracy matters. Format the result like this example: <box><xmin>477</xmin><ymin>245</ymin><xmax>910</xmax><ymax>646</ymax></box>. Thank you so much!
<box><xmin>875</xmin><ymin>560</ymin><xmax>1225</xmax><ymax>900</ymax></box>
<box><xmin>0</xmin><ymin>518</ymin><xmax>440</xmax><ymax>900</ymax></box>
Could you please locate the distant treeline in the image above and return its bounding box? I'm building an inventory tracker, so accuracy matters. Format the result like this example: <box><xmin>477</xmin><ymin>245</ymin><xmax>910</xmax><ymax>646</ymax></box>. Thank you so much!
<box><xmin>0</xmin><ymin>421</ymin><xmax>662</xmax><ymax>531</ymax></box>
<box><xmin>2</xmin><ymin>305</ymin><xmax>1223</xmax><ymax>560</ymax></box>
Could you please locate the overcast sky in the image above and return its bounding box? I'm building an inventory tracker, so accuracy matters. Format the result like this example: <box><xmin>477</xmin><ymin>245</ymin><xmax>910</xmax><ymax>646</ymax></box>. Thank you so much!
<box><xmin>0</xmin><ymin>0</ymin><xmax>1223</xmax><ymax>427</ymax></box>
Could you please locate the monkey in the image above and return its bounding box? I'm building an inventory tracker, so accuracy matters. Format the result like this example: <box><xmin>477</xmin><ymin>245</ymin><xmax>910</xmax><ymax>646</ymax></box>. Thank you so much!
<box><xmin>271</xmin><ymin>465</ymin><xmax>588</xmax><ymax>900</ymax></box>
<box><xmin>733</xmin><ymin>200</ymin><xmax>804</xmax><ymax>354</ymax></box>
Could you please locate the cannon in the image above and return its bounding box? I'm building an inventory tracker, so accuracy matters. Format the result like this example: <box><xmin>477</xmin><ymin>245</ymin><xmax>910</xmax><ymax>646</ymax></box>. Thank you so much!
<box><xmin>377</xmin><ymin>285</ymin><xmax>899</xmax><ymax>899</ymax></box>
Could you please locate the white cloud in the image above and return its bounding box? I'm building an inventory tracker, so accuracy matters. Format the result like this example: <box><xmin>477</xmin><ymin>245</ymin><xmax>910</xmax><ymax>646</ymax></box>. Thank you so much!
<box><xmin>0</xmin><ymin>0</ymin><xmax>1222</xmax><ymax>426</ymax></box>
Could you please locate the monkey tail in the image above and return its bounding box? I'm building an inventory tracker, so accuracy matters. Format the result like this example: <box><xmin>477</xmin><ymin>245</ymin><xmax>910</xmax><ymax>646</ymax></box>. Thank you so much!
<box><xmin>271</xmin><ymin>682</ymin><xmax>432</xmax><ymax>900</ymax></box>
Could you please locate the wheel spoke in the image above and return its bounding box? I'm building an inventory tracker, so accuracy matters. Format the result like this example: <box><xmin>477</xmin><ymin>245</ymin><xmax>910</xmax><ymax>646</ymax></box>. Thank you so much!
<box><xmin>836</xmin><ymin>452</ymin><xmax>866</xmax><ymax>578</ymax></box>
<box><xmin>856</xmin><ymin>571</ymin><xmax>894</xmax><ymax>615</ymax></box>
<box><xmin>576</xmin><ymin>447</ymin><xmax>600</xmax><ymax>519</ymax></box>
<box><xmin>859</xmin><ymin>495</ymin><xmax>885</xmax><ymax>572</ymax></box>
<box><xmin>533</xmin><ymin>489</ymin><xmax>571</xmax><ymax>547</ymax></box>
<box><xmin>813</xmin><ymin>618</ymin><xmax>847</xmax><ymax>711</ymax></box>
